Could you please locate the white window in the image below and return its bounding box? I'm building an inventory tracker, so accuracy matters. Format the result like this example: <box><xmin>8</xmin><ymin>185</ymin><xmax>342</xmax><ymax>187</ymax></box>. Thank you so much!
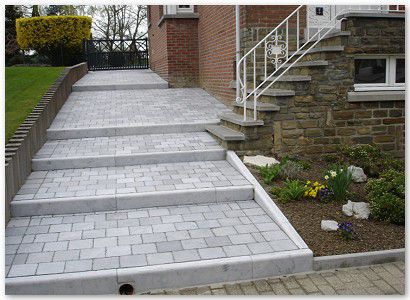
<box><xmin>354</xmin><ymin>56</ymin><xmax>405</xmax><ymax>91</ymax></box>
<box><xmin>163</xmin><ymin>5</ymin><xmax>194</xmax><ymax>15</ymax></box>
<box><xmin>176</xmin><ymin>5</ymin><xmax>194</xmax><ymax>13</ymax></box>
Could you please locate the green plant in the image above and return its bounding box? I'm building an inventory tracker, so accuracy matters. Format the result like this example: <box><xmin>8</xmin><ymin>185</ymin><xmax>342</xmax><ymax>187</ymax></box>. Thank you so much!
<box><xmin>280</xmin><ymin>160</ymin><xmax>303</xmax><ymax>180</ymax></box>
<box><xmin>365</xmin><ymin>169</ymin><xmax>405</xmax><ymax>225</ymax></box>
<box><xmin>340</xmin><ymin>144</ymin><xmax>403</xmax><ymax>176</ymax></box>
<box><xmin>324</xmin><ymin>166</ymin><xmax>352</xmax><ymax>201</ymax></box>
<box><xmin>258</xmin><ymin>164</ymin><xmax>281</xmax><ymax>184</ymax></box>
<box><xmin>16</xmin><ymin>16</ymin><xmax>92</xmax><ymax>65</ymax></box>
<box><xmin>281</xmin><ymin>155</ymin><xmax>311</xmax><ymax>170</ymax></box>
<box><xmin>273</xmin><ymin>180</ymin><xmax>306</xmax><ymax>202</ymax></box>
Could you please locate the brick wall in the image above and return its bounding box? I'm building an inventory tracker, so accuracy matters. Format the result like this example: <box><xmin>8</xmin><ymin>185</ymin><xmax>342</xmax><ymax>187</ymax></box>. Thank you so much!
<box><xmin>197</xmin><ymin>6</ymin><xmax>236</xmax><ymax>105</ymax></box>
<box><xmin>148</xmin><ymin>6</ymin><xmax>199</xmax><ymax>87</ymax></box>
<box><xmin>166</xmin><ymin>18</ymin><xmax>199</xmax><ymax>87</ymax></box>
<box><xmin>148</xmin><ymin>6</ymin><xmax>168</xmax><ymax>82</ymax></box>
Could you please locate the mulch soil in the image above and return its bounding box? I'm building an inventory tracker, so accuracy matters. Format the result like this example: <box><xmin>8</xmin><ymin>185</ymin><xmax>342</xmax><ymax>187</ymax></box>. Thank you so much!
<box><xmin>247</xmin><ymin>159</ymin><xmax>405</xmax><ymax>257</ymax></box>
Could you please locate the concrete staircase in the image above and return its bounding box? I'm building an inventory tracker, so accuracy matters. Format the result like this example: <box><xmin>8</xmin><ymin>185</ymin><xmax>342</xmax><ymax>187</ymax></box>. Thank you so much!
<box><xmin>5</xmin><ymin>69</ymin><xmax>312</xmax><ymax>294</ymax></box>
<box><xmin>206</xmin><ymin>31</ymin><xmax>347</xmax><ymax>154</ymax></box>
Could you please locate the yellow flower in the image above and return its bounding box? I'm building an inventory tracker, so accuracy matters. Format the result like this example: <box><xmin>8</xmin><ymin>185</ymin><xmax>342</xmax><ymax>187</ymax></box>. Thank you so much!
<box><xmin>324</xmin><ymin>175</ymin><xmax>329</xmax><ymax>180</ymax></box>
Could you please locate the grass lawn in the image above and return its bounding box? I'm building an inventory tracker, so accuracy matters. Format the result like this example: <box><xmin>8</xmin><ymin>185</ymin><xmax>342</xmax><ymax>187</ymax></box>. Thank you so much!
<box><xmin>5</xmin><ymin>66</ymin><xmax>64</xmax><ymax>143</ymax></box>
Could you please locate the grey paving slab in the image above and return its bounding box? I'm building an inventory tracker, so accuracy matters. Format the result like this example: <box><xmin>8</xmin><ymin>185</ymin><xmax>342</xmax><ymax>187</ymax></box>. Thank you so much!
<box><xmin>6</xmin><ymin>200</ymin><xmax>297</xmax><ymax>279</ymax></box>
<box><xmin>48</xmin><ymin>88</ymin><xmax>231</xmax><ymax>131</ymax></box>
<box><xmin>73</xmin><ymin>69</ymin><xmax>168</xmax><ymax>90</ymax></box>
<box><xmin>13</xmin><ymin>160</ymin><xmax>249</xmax><ymax>203</ymax></box>
<box><xmin>34</xmin><ymin>132</ymin><xmax>222</xmax><ymax>159</ymax></box>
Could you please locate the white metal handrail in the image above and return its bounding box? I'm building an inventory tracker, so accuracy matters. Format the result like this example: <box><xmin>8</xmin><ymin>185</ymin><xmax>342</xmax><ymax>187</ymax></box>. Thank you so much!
<box><xmin>236</xmin><ymin>5</ymin><xmax>403</xmax><ymax>121</ymax></box>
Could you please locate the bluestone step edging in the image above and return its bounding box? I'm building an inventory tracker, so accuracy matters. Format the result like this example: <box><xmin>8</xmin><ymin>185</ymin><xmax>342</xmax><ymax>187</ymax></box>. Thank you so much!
<box><xmin>32</xmin><ymin>149</ymin><xmax>226</xmax><ymax>170</ymax></box>
<box><xmin>5</xmin><ymin>249</ymin><xmax>312</xmax><ymax>295</ymax></box>
<box><xmin>72</xmin><ymin>82</ymin><xmax>169</xmax><ymax>92</ymax></box>
<box><xmin>47</xmin><ymin>121</ymin><xmax>221</xmax><ymax>140</ymax></box>
<box><xmin>226</xmin><ymin>151</ymin><xmax>310</xmax><ymax>250</ymax></box>
<box><xmin>11</xmin><ymin>185</ymin><xmax>254</xmax><ymax>217</ymax></box>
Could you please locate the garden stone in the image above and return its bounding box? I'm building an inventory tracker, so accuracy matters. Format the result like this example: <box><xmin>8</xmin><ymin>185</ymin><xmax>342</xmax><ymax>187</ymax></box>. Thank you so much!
<box><xmin>243</xmin><ymin>155</ymin><xmax>279</xmax><ymax>168</ymax></box>
<box><xmin>342</xmin><ymin>200</ymin><xmax>370</xmax><ymax>219</ymax></box>
<box><xmin>321</xmin><ymin>220</ymin><xmax>338</xmax><ymax>231</ymax></box>
<box><xmin>348</xmin><ymin>166</ymin><xmax>367</xmax><ymax>183</ymax></box>
<box><xmin>342</xmin><ymin>201</ymin><xmax>354</xmax><ymax>217</ymax></box>
<box><xmin>352</xmin><ymin>202</ymin><xmax>370</xmax><ymax>219</ymax></box>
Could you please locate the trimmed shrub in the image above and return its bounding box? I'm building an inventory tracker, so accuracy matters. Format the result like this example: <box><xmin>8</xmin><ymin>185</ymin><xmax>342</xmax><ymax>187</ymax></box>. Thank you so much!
<box><xmin>16</xmin><ymin>16</ymin><xmax>92</xmax><ymax>66</ymax></box>
<box><xmin>365</xmin><ymin>169</ymin><xmax>405</xmax><ymax>225</ymax></box>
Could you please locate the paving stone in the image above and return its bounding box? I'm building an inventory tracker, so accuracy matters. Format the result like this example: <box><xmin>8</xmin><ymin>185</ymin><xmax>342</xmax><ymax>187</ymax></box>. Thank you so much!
<box><xmin>93</xmin><ymin>257</ymin><xmax>119</xmax><ymax>270</ymax></box>
<box><xmin>8</xmin><ymin>264</ymin><xmax>38</xmax><ymax>277</ymax></box>
<box><xmin>54</xmin><ymin>250</ymin><xmax>81</xmax><ymax>262</ymax></box>
<box><xmin>65</xmin><ymin>260</ymin><xmax>92</xmax><ymax>272</ymax></box>
<box><xmin>146</xmin><ymin>252</ymin><xmax>174</xmax><ymax>265</ymax></box>
<box><xmin>120</xmin><ymin>254</ymin><xmax>147</xmax><ymax>268</ymax></box>
<box><xmin>198</xmin><ymin>247</ymin><xmax>226</xmax><ymax>259</ymax></box>
<box><xmin>26</xmin><ymin>252</ymin><xmax>53</xmax><ymax>264</ymax></box>
<box><xmin>36</xmin><ymin>262</ymin><xmax>65</xmax><ymax>275</ymax></box>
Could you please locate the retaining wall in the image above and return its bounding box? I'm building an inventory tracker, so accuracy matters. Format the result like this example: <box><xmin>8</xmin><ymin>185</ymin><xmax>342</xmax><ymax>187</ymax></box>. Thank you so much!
<box><xmin>5</xmin><ymin>62</ymin><xmax>88</xmax><ymax>225</ymax></box>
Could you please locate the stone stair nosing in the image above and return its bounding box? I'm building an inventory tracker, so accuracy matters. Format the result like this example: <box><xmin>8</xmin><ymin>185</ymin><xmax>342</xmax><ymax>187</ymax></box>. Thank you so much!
<box><xmin>219</xmin><ymin>113</ymin><xmax>264</xmax><ymax>127</ymax></box>
<box><xmin>301</xmin><ymin>30</ymin><xmax>350</xmax><ymax>44</ymax></box>
<box><xmin>259</xmin><ymin>75</ymin><xmax>312</xmax><ymax>82</ymax></box>
<box><xmin>205</xmin><ymin>125</ymin><xmax>245</xmax><ymax>142</ymax></box>
<box><xmin>72</xmin><ymin>82</ymin><xmax>169</xmax><ymax>92</ymax></box>
<box><xmin>289</xmin><ymin>45</ymin><xmax>345</xmax><ymax>56</ymax></box>
<box><xmin>232</xmin><ymin>101</ymin><xmax>280</xmax><ymax>112</ymax></box>
<box><xmin>228</xmin><ymin>81</ymin><xmax>295</xmax><ymax>97</ymax></box>
<box><xmin>281</xmin><ymin>60</ymin><xmax>329</xmax><ymax>68</ymax></box>
<box><xmin>32</xmin><ymin>149</ymin><xmax>226</xmax><ymax>171</ymax></box>
<box><xmin>11</xmin><ymin>185</ymin><xmax>254</xmax><ymax>217</ymax></box>
<box><xmin>47</xmin><ymin>120</ymin><xmax>221</xmax><ymax>140</ymax></box>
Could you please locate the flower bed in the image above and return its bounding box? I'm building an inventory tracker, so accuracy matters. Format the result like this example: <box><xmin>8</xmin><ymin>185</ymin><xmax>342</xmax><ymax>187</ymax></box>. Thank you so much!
<box><xmin>246</xmin><ymin>144</ymin><xmax>405</xmax><ymax>256</ymax></box>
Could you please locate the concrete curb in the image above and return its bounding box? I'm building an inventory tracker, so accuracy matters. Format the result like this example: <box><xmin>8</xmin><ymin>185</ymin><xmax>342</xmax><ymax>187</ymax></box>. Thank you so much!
<box><xmin>11</xmin><ymin>185</ymin><xmax>254</xmax><ymax>217</ymax></box>
<box><xmin>313</xmin><ymin>248</ymin><xmax>405</xmax><ymax>271</ymax></box>
<box><xmin>226</xmin><ymin>151</ymin><xmax>310</xmax><ymax>250</ymax></box>
<box><xmin>47</xmin><ymin>120</ymin><xmax>221</xmax><ymax>140</ymax></box>
<box><xmin>5</xmin><ymin>249</ymin><xmax>312</xmax><ymax>295</ymax></box>
<box><xmin>32</xmin><ymin>149</ymin><xmax>226</xmax><ymax>170</ymax></box>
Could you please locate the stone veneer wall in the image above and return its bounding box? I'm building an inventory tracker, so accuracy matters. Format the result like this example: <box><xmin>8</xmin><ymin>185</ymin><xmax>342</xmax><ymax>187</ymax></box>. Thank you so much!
<box><xmin>271</xmin><ymin>15</ymin><xmax>405</xmax><ymax>157</ymax></box>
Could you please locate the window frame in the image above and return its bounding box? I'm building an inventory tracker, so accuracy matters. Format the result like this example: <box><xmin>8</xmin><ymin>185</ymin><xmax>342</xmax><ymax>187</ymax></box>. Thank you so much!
<box><xmin>354</xmin><ymin>55</ymin><xmax>405</xmax><ymax>91</ymax></box>
<box><xmin>163</xmin><ymin>5</ymin><xmax>194</xmax><ymax>15</ymax></box>
<box><xmin>176</xmin><ymin>5</ymin><xmax>194</xmax><ymax>13</ymax></box>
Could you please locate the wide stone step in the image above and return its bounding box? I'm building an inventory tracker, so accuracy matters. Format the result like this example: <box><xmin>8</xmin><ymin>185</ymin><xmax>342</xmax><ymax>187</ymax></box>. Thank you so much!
<box><xmin>5</xmin><ymin>200</ymin><xmax>311</xmax><ymax>294</ymax></box>
<box><xmin>219</xmin><ymin>113</ymin><xmax>264</xmax><ymax>127</ymax></box>
<box><xmin>289</xmin><ymin>45</ymin><xmax>344</xmax><ymax>56</ymax></box>
<box><xmin>205</xmin><ymin>125</ymin><xmax>245</xmax><ymax>141</ymax></box>
<box><xmin>233</xmin><ymin>101</ymin><xmax>280</xmax><ymax>112</ymax></box>
<box><xmin>47</xmin><ymin>121</ymin><xmax>221</xmax><ymax>140</ymax></box>
<box><xmin>281</xmin><ymin>60</ymin><xmax>329</xmax><ymax>68</ymax></box>
<box><xmin>11</xmin><ymin>160</ymin><xmax>253</xmax><ymax>217</ymax></box>
<box><xmin>33</xmin><ymin>132</ymin><xmax>225</xmax><ymax>170</ymax></box>
<box><xmin>72</xmin><ymin>69</ymin><xmax>169</xmax><ymax>91</ymax></box>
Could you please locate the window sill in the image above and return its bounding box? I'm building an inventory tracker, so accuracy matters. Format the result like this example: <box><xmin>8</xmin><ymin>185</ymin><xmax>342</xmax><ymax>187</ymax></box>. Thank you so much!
<box><xmin>158</xmin><ymin>13</ymin><xmax>199</xmax><ymax>27</ymax></box>
<box><xmin>348</xmin><ymin>90</ymin><xmax>405</xmax><ymax>102</ymax></box>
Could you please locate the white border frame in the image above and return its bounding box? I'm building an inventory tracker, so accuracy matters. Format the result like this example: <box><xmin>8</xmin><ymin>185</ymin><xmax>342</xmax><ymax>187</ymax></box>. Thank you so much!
<box><xmin>354</xmin><ymin>55</ymin><xmax>405</xmax><ymax>91</ymax></box>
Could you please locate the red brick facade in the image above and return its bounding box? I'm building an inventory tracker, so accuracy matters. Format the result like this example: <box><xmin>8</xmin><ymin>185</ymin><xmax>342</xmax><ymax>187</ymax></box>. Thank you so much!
<box><xmin>148</xmin><ymin>5</ymin><xmax>300</xmax><ymax>103</ymax></box>
<box><xmin>148</xmin><ymin>6</ymin><xmax>199</xmax><ymax>87</ymax></box>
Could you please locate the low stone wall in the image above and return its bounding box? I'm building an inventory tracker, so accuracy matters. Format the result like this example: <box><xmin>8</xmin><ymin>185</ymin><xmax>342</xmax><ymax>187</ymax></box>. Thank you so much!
<box><xmin>5</xmin><ymin>62</ymin><xmax>88</xmax><ymax>224</ymax></box>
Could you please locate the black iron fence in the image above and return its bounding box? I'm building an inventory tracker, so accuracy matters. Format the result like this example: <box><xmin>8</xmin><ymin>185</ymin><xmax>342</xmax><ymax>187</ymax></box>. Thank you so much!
<box><xmin>84</xmin><ymin>38</ymin><xmax>149</xmax><ymax>71</ymax></box>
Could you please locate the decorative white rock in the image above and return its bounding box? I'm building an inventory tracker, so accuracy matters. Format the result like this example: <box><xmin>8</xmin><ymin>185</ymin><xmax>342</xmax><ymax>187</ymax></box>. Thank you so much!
<box><xmin>342</xmin><ymin>200</ymin><xmax>370</xmax><ymax>219</ymax></box>
<box><xmin>342</xmin><ymin>200</ymin><xmax>354</xmax><ymax>217</ymax></box>
<box><xmin>348</xmin><ymin>165</ymin><xmax>367</xmax><ymax>183</ymax></box>
<box><xmin>353</xmin><ymin>202</ymin><xmax>370</xmax><ymax>219</ymax></box>
<box><xmin>321</xmin><ymin>220</ymin><xmax>339</xmax><ymax>231</ymax></box>
<box><xmin>243</xmin><ymin>155</ymin><xmax>280</xmax><ymax>168</ymax></box>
